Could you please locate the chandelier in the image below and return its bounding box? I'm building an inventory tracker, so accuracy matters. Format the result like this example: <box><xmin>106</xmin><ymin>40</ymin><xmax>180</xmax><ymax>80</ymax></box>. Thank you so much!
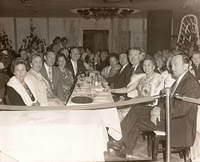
<box><xmin>71</xmin><ymin>7</ymin><xmax>140</xmax><ymax>19</ymax></box>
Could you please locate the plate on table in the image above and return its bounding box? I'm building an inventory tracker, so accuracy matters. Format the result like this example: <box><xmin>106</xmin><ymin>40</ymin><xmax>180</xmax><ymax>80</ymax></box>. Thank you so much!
<box><xmin>71</xmin><ymin>96</ymin><xmax>93</xmax><ymax>104</ymax></box>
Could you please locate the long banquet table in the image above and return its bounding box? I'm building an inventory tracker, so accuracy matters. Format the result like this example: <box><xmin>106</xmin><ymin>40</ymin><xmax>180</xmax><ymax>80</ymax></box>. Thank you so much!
<box><xmin>67</xmin><ymin>76</ymin><xmax>122</xmax><ymax>141</ymax></box>
<box><xmin>0</xmin><ymin>110</ymin><xmax>108</xmax><ymax>162</ymax></box>
<box><xmin>0</xmin><ymin>76</ymin><xmax>122</xmax><ymax>162</ymax></box>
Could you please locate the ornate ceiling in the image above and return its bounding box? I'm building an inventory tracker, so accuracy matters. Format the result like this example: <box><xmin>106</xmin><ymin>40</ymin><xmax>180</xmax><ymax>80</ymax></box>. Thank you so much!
<box><xmin>0</xmin><ymin>0</ymin><xmax>199</xmax><ymax>17</ymax></box>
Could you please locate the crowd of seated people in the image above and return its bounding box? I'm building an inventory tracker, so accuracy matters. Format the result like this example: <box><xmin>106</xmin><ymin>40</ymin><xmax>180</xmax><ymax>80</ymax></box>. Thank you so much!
<box><xmin>1</xmin><ymin>36</ymin><xmax>200</xmax><ymax>160</ymax></box>
<box><xmin>0</xmin><ymin>36</ymin><xmax>113</xmax><ymax>105</ymax></box>
<box><xmin>0</xmin><ymin>39</ymin><xmax>200</xmax><ymax>104</ymax></box>
<box><xmin>105</xmin><ymin>50</ymin><xmax>200</xmax><ymax>158</ymax></box>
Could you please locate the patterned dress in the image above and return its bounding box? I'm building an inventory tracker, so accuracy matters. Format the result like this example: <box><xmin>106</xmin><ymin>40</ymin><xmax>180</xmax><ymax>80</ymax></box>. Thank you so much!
<box><xmin>57</xmin><ymin>67</ymin><xmax>74</xmax><ymax>101</ymax></box>
<box><xmin>137</xmin><ymin>72</ymin><xmax>163</xmax><ymax>97</ymax></box>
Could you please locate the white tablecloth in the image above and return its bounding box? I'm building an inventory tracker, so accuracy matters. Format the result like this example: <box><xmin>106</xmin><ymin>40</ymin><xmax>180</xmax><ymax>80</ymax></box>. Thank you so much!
<box><xmin>0</xmin><ymin>110</ymin><xmax>108</xmax><ymax>162</ymax></box>
<box><xmin>67</xmin><ymin>78</ymin><xmax>122</xmax><ymax>141</ymax></box>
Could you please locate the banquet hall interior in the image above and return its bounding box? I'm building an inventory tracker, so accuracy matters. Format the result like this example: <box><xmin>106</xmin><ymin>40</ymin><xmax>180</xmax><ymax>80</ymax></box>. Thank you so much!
<box><xmin>0</xmin><ymin>0</ymin><xmax>200</xmax><ymax>162</ymax></box>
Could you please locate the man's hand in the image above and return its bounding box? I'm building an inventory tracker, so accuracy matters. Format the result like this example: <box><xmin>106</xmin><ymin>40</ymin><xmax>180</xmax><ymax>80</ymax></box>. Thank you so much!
<box><xmin>150</xmin><ymin>106</ymin><xmax>161</xmax><ymax>125</ymax></box>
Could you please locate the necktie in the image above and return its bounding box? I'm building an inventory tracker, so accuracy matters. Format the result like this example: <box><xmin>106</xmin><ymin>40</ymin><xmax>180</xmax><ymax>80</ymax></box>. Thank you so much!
<box><xmin>73</xmin><ymin>62</ymin><xmax>77</xmax><ymax>75</ymax></box>
<box><xmin>48</xmin><ymin>67</ymin><xmax>53</xmax><ymax>88</ymax></box>
<box><xmin>48</xmin><ymin>67</ymin><xmax>52</xmax><ymax>81</ymax></box>
<box><xmin>120</xmin><ymin>65</ymin><xmax>125</xmax><ymax>73</ymax></box>
<box><xmin>132</xmin><ymin>66</ymin><xmax>137</xmax><ymax>74</ymax></box>
<box><xmin>170</xmin><ymin>80</ymin><xmax>179</xmax><ymax>96</ymax></box>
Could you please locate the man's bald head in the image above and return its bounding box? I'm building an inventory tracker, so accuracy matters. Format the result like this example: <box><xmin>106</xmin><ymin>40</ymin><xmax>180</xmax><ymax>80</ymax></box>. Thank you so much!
<box><xmin>171</xmin><ymin>54</ymin><xmax>189</xmax><ymax>79</ymax></box>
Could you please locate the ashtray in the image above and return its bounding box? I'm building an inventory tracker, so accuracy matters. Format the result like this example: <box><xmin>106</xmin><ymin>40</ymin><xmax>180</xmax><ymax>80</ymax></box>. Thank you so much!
<box><xmin>71</xmin><ymin>96</ymin><xmax>93</xmax><ymax>104</ymax></box>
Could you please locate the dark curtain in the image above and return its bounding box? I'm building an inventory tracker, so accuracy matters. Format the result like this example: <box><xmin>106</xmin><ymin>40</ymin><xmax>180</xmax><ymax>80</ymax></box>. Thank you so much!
<box><xmin>83</xmin><ymin>30</ymin><xmax>108</xmax><ymax>53</ymax></box>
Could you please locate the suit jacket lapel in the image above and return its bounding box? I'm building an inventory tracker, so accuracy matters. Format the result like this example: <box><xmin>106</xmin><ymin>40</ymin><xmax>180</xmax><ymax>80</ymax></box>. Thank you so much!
<box><xmin>41</xmin><ymin>66</ymin><xmax>49</xmax><ymax>83</ymax></box>
<box><xmin>52</xmin><ymin>66</ymin><xmax>56</xmax><ymax>86</ymax></box>
<box><xmin>69</xmin><ymin>61</ymin><xmax>76</xmax><ymax>78</ymax></box>
<box><xmin>173</xmin><ymin>72</ymin><xmax>190</xmax><ymax>95</ymax></box>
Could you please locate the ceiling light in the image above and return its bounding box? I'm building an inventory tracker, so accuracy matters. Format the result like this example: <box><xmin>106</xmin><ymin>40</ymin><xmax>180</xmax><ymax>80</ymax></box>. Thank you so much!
<box><xmin>71</xmin><ymin>7</ymin><xmax>140</xmax><ymax>19</ymax></box>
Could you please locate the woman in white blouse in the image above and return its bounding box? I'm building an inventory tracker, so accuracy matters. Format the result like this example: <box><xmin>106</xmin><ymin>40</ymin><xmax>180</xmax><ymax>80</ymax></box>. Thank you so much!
<box><xmin>111</xmin><ymin>56</ymin><xmax>164</xmax><ymax>121</ymax></box>
<box><xmin>111</xmin><ymin>56</ymin><xmax>164</xmax><ymax>98</ymax></box>
<box><xmin>25</xmin><ymin>54</ymin><xmax>64</xmax><ymax>106</ymax></box>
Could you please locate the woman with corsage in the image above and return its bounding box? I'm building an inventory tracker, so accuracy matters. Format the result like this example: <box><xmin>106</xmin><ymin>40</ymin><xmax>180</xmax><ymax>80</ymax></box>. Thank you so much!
<box><xmin>6</xmin><ymin>58</ymin><xmax>39</xmax><ymax>106</ymax></box>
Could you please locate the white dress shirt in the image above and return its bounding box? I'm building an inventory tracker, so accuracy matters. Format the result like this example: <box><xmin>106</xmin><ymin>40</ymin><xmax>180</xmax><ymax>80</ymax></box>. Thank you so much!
<box><xmin>132</xmin><ymin>64</ymin><xmax>139</xmax><ymax>72</ymax></box>
<box><xmin>44</xmin><ymin>63</ymin><xmax>53</xmax><ymax>82</ymax></box>
<box><xmin>171</xmin><ymin>70</ymin><xmax>188</xmax><ymax>96</ymax></box>
<box><xmin>71</xmin><ymin>60</ymin><xmax>78</xmax><ymax>75</ymax></box>
<box><xmin>120</xmin><ymin>63</ymin><xmax>128</xmax><ymax>73</ymax></box>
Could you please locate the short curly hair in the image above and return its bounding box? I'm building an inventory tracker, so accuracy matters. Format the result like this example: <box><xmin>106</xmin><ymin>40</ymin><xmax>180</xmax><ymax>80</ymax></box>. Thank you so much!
<box><xmin>10</xmin><ymin>57</ymin><xmax>28</xmax><ymax>74</ymax></box>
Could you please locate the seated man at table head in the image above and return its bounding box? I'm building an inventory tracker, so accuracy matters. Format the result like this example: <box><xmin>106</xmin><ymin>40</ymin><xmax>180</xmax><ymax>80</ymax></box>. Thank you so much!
<box><xmin>40</xmin><ymin>50</ymin><xmax>60</xmax><ymax>96</ymax></box>
<box><xmin>108</xmin><ymin>54</ymin><xmax>200</xmax><ymax>158</ymax></box>
<box><xmin>66</xmin><ymin>47</ymin><xmax>86</xmax><ymax>80</ymax></box>
<box><xmin>5</xmin><ymin>57</ymin><xmax>39</xmax><ymax>106</ymax></box>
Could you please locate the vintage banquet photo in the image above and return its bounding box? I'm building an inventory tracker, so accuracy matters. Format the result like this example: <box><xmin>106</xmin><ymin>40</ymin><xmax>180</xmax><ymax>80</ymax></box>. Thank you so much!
<box><xmin>0</xmin><ymin>0</ymin><xmax>200</xmax><ymax>161</ymax></box>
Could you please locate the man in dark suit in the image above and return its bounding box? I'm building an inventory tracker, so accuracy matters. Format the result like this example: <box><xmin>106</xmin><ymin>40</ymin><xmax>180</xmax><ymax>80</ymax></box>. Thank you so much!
<box><xmin>109</xmin><ymin>54</ymin><xmax>200</xmax><ymax>158</ymax></box>
<box><xmin>191</xmin><ymin>51</ymin><xmax>200</xmax><ymax>81</ymax></box>
<box><xmin>96</xmin><ymin>50</ymin><xmax>109</xmax><ymax>71</ymax></box>
<box><xmin>110</xmin><ymin>49</ymin><xmax>144</xmax><ymax>100</ymax></box>
<box><xmin>65</xmin><ymin>47</ymin><xmax>86</xmax><ymax>80</ymax></box>
<box><xmin>112</xmin><ymin>53</ymin><xmax>132</xmax><ymax>89</ymax></box>
<box><xmin>40</xmin><ymin>51</ymin><xmax>60</xmax><ymax>97</ymax></box>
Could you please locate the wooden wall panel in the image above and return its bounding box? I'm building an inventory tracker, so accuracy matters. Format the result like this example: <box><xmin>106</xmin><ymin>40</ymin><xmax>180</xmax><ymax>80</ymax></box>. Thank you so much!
<box><xmin>0</xmin><ymin>17</ymin><xmax>147</xmax><ymax>53</ymax></box>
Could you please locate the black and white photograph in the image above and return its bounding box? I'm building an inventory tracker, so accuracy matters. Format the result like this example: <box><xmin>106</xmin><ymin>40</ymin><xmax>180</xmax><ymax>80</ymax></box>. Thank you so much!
<box><xmin>0</xmin><ymin>0</ymin><xmax>200</xmax><ymax>161</ymax></box>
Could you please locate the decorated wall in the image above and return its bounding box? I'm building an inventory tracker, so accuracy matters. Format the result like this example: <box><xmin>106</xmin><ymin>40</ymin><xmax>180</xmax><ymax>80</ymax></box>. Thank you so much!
<box><xmin>0</xmin><ymin>17</ymin><xmax>147</xmax><ymax>53</ymax></box>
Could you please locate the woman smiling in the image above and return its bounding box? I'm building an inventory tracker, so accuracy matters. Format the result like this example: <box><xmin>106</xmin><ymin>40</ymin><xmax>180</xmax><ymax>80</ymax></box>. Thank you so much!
<box><xmin>25</xmin><ymin>54</ymin><xmax>64</xmax><ymax>106</ymax></box>
<box><xmin>56</xmin><ymin>54</ymin><xmax>74</xmax><ymax>101</ymax></box>
<box><xmin>111</xmin><ymin>56</ymin><xmax>163</xmax><ymax>98</ymax></box>
<box><xmin>6</xmin><ymin>58</ymin><xmax>39</xmax><ymax>106</ymax></box>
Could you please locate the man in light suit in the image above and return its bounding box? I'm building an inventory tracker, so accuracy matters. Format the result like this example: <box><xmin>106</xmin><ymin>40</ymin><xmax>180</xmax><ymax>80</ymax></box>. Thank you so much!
<box><xmin>40</xmin><ymin>51</ymin><xmax>60</xmax><ymax>97</ymax></box>
<box><xmin>109</xmin><ymin>54</ymin><xmax>200</xmax><ymax>158</ymax></box>
<box><xmin>65</xmin><ymin>47</ymin><xmax>86</xmax><ymax>80</ymax></box>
